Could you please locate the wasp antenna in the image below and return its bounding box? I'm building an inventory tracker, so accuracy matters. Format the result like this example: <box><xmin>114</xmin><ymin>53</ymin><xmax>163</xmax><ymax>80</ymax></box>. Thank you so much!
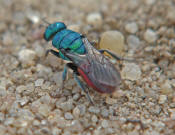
<box><xmin>41</xmin><ymin>17</ymin><xmax>51</xmax><ymax>25</ymax></box>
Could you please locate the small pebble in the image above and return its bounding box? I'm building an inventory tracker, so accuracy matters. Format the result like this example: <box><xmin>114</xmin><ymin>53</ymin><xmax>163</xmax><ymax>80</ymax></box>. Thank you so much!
<box><xmin>101</xmin><ymin>119</ymin><xmax>109</xmax><ymax>128</ymax></box>
<box><xmin>125</xmin><ymin>22</ymin><xmax>138</xmax><ymax>34</ymax></box>
<box><xmin>4</xmin><ymin>117</ymin><xmax>15</xmax><ymax>125</ymax></box>
<box><xmin>77</xmin><ymin>105</ymin><xmax>86</xmax><ymax>116</ymax></box>
<box><xmin>0</xmin><ymin>85</ymin><xmax>6</xmax><ymax>96</ymax></box>
<box><xmin>73</xmin><ymin>107</ymin><xmax>80</xmax><ymax>118</ymax></box>
<box><xmin>150</xmin><ymin>105</ymin><xmax>161</xmax><ymax>115</ymax></box>
<box><xmin>91</xmin><ymin>115</ymin><xmax>98</xmax><ymax>123</ymax></box>
<box><xmin>0</xmin><ymin>112</ymin><xmax>5</xmax><ymax>122</ymax></box>
<box><xmin>63</xmin><ymin>131</ymin><xmax>71</xmax><ymax>135</ymax></box>
<box><xmin>127</xmin><ymin>35</ymin><xmax>140</xmax><ymax>50</ymax></box>
<box><xmin>2</xmin><ymin>32</ymin><xmax>13</xmax><ymax>46</ymax></box>
<box><xmin>34</xmin><ymin>44</ymin><xmax>45</xmax><ymax>57</ymax></box>
<box><xmin>170</xmin><ymin>103</ymin><xmax>175</xmax><ymax>108</ymax></box>
<box><xmin>73</xmin><ymin>93</ymin><xmax>80</xmax><ymax>101</ymax></box>
<box><xmin>128</xmin><ymin>130</ymin><xmax>139</xmax><ymax>135</ymax></box>
<box><xmin>101</xmin><ymin>108</ymin><xmax>109</xmax><ymax>117</ymax></box>
<box><xmin>41</xmin><ymin>120</ymin><xmax>47</xmax><ymax>125</ymax></box>
<box><xmin>52</xmin><ymin>127</ymin><xmax>62</xmax><ymax>135</ymax></box>
<box><xmin>35</xmin><ymin>78</ymin><xmax>44</xmax><ymax>87</ymax></box>
<box><xmin>0</xmin><ymin>22</ymin><xmax>7</xmax><ymax>32</ymax></box>
<box><xmin>53</xmin><ymin>72</ymin><xmax>63</xmax><ymax>86</ymax></box>
<box><xmin>26</xmin><ymin>13</ymin><xmax>40</xmax><ymax>24</ymax></box>
<box><xmin>36</xmin><ymin>64</ymin><xmax>52</xmax><ymax>75</ymax></box>
<box><xmin>145</xmin><ymin>0</ymin><xmax>156</xmax><ymax>5</ymax></box>
<box><xmin>33</xmin><ymin>120</ymin><xmax>40</xmax><ymax>126</ymax></box>
<box><xmin>18</xmin><ymin>97</ymin><xmax>29</xmax><ymax>106</ymax></box>
<box><xmin>59</xmin><ymin>101</ymin><xmax>74</xmax><ymax>112</ymax></box>
<box><xmin>88</xmin><ymin>106</ymin><xmax>100</xmax><ymax>114</ymax></box>
<box><xmin>70</xmin><ymin>120</ymin><xmax>83</xmax><ymax>132</ymax></box>
<box><xmin>16</xmin><ymin>85</ymin><xmax>27</xmax><ymax>93</ymax></box>
<box><xmin>106</xmin><ymin>97</ymin><xmax>117</xmax><ymax>105</ymax></box>
<box><xmin>144</xmin><ymin>130</ymin><xmax>160</xmax><ymax>135</ymax></box>
<box><xmin>38</xmin><ymin>104</ymin><xmax>50</xmax><ymax>117</ymax></box>
<box><xmin>144</xmin><ymin>29</ymin><xmax>157</xmax><ymax>43</ymax></box>
<box><xmin>167</xmin><ymin>7</ymin><xmax>175</xmax><ymax>23</ymax></box>
<box><xmin>160</xmin><ymin>80</ymin><xmax>173</xmax><ymax>95</ymax></box>
<box><xmin>121</xmin><ymin>63</ymin><xmax>141</xmax><ymax>81</ymax></box>
<box><xmin>152</xmin><ymin>121</ymin><xmax>165</xmax><ymax>131</ymax></box>
<box><xmin>64</xmin><ymin>112</ymin><xmax>73</xmax><ymax>120</ymax></box>
<box><xmin>40</xmin><ymin>94</ymin><xmax>52</xmax><ymax>104</ymax></box>
<box><xmin>158</xmin><ymin>95</ymin><xmax>167</xmax><ymax>104</ymax></box>
<box><xmin>41</xmin><ymin>81</ymin><xmax>51</xmax><ymax>90</ymax></box>
<box><xmin>169</xmin><ymin>109</ymin><xmax>175</xmax><ymax>119</ymax></box>
<box><xmin>14</xmin><ymin>118</ymin><xmax>29</xmax><ymax>127</ymax></box>
<box><xmin>100</xmin><ymin>30</ymin><xmax>125</xmax><ymax>56</ymax></box>
<box><xmin>86</xmin><ymin>12</ymin><xmax>102</xmax><ymax>27</ymax></box>
<box><xmin>18</xmin><ymin>49</ymin><xmax>37</xmax><ymax>64</ymax></box>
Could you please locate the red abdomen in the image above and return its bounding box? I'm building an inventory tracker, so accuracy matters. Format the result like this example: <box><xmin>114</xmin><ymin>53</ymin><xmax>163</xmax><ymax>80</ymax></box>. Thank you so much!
<box><xmin>78</xmin><ymin>68</ymin><xmax>116</xmax><ymax>93</ymax></box>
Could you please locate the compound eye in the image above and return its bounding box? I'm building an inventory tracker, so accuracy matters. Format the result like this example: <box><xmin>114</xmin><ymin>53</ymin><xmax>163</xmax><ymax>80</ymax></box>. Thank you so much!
<box><xmin>65</xmin><ymin>48</ymin><xmax>71</xmax><ymax>52</ymax></box>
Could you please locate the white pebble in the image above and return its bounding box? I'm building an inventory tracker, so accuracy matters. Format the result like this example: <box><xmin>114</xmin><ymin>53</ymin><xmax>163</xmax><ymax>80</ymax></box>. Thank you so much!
<box><xmin>27</xmin><ymin>13</ymin><xmax>40</xmax><ymax>24</ymax></box>
<box><xmin>121</xmin><ymin>63</ymin><xmax>141</xmax><ymax>81</ymax></box>
<box><xmin>127</xmin><ymin>35</ymin><xmax>140</xmax><ymax>50</ymax></box>
<box><xmin>86</xmin><ymin>13</ymin><xmax>102</xmax><ymax>27</ymax></box>
<box><xmin>145</xmin><ymin>0</ymin><xmax>156</xmax><ymax>5</ymax></box>
<box><xmin>125</xmin><ymin>22</ymin><xmax>138</xmax><ymax>34</ymax></box>
<box><xmin>18</xmin><ymin>49</ymin><xmax>36</xmax><ymax>63</ymax></box>
<box><xmin>160</xmin><ymin>80</ymin><xmax>173</xmax><ymax>94</ymax></box>
<box><xmin>88</xmin><ymin>106</ymin><xmax>100</xmax><ymax>114</ymax></box>
<box><xmin>4</xmin><ymin>117</ymin><xmax>15</xmax><ymax>125</ymax></box>
<box><xmin>59</xmin><ymin>101</ymin><xmax>74</xmax><ymax>112</ymax></box>
<box><xmin>73</xmin><ymin>107</ymin><xmax>80</xmax><ymax>118</ymax></box>
<box><xmin>91</xmin><ymin>115</ymin><xmax>98</xmax><ymax>123</ymax></box>
<box><xmin>101</xmin><ymin>120</ymin><xmax>109</xmax><ymax>128</ymax></box>
<box><xmin>64</xmin><ymin>112</ymin><xmax>73</xmax><ymax>120</ymax></box>
<box><xmin>33</xmin><ymin>120</ymin><xmax>40</xmax><ymax>126</ymax></box>
<box><xmin>53</xmin><ymin>72</ymin><xmax>63</xmax><ymax>86</ymax></box>
<box><xmin>38</xmin><ymin>104</ymin><xmax>50</xmax><ymax>117</ymax></box>
<box><xmin>52</xmin><ymin>127</ymin><xmax>61</xmax><ymax>135</ymax></box>
<box><xmin>0</xmin><ymin>85</ymin><xmax>6</xmax><ymax>96</ymax></box>
<box><xmin>16</xmin><ymin>85</ymin><xmax>27</xmax><ymax>93</ymax></box>
<box><xmin>158</xmin><ymin>95</ymin><xmax>167</xmax><ymax>104</ymax></box>
<box><xmin>144</xmin><ymin>29</ymin><xmax>157</xmax><ymax>43</ymax></box>
<box><xmin>34</xmin><ymin>44</ymin><xmax>45</xmax><ymax>57</ymax></box>
<box><xmin>169</xmin><ymin>109</ymin><xmax>175</xmax><ymax>119</ymax></box>
<box><xmin>35</xmin><ymin>79</ymin><xmax>44</xmax><ymax>87</ymax></box>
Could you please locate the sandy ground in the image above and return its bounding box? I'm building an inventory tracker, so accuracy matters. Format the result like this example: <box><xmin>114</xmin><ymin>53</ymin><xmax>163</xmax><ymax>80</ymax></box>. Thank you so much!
<box><xmin>0</xmin><ymin>0</ymin><xmax>175</xmax><ymax>135</ymax></box>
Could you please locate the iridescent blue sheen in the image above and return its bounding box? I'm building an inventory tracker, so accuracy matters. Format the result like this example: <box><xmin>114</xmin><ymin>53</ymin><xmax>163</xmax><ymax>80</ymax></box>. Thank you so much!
<box><xmin>44</xmin><ymin>22</ymin><xmax>86</xmax><ymax>60</ymax></box>
<box><xmin>44</xmin><ymin>22</ymin><xmax>66</xmax><ymax>41</ymax></box>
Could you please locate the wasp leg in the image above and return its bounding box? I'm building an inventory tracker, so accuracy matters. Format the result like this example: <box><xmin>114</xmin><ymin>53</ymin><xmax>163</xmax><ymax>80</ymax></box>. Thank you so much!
<box><xmin>99</xmin><ymin>49</ymin><xmax>134</xmax><ymax>62</ymax></box>
<box><xmin>73</xmin><ymin>72</ymin><xmax>94</xmax><ymax>104</ymax></box>
<box><xmin>61</xmin><ymin>63</ymin><xmax>79</xmax><ymax>90</ymax></box>
<box><xmin>45</xmin><ymin>49</ymin><xmax>60</xmax><ymax>58</ymax></box>
<box><xmin>60</xmin><ymin>64</ymin><xmax>68</xmax><ymax>90</ymax></box>
<box><xmin>90</xmin><ymin>41</ymin><xmax>96</xmax><ymax>46</ymax></box>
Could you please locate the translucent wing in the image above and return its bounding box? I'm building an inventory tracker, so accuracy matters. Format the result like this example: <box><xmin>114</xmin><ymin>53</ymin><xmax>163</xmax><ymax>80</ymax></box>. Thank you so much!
<box><xmin>80</xmin><ymin>38</ymin><xmax>121</xmax><ymax>93</ymax></box>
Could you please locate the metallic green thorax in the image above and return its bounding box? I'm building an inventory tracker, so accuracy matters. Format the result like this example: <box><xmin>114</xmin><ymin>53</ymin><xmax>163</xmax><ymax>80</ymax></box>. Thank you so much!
<box><xmin>44</xmin><ymin>22</ymin><xmax>86</xmax><ymax>60</ymax></box>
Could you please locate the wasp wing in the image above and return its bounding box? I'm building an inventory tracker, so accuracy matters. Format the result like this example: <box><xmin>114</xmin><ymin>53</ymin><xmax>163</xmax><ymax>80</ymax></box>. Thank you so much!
<box><xmin>80</xmin><ymin>38</ymin><xmax>121</xmax><ymax>93</ymax></box>
<box><xmin>60</xmin><ymin>37</ymin><xmax>121</xmax><ymax>93</ymax></box>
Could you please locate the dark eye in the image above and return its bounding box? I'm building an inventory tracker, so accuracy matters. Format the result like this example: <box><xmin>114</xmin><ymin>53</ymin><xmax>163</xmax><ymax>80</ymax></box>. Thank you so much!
<box><xmin>65</xmin><ymin>48</ymin><xmax>71</xmax><ymax>52</ymax></box>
